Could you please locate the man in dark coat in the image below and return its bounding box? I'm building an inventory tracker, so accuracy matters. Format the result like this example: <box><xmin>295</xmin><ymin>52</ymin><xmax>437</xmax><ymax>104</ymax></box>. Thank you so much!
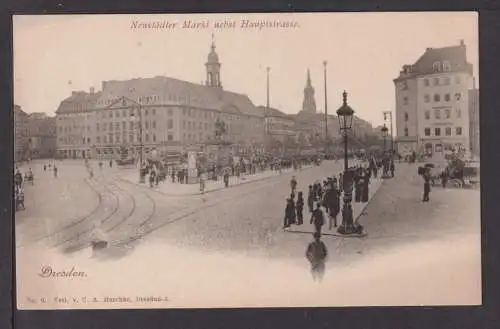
<box><xmin>283</xmin><ymin>198</ymin><xmax>294</xmax><ymax>229</ymax></box>
<box><xmin>307</xmin><ymin>185</ymin><xmax>315</xmax><ymax>213</ymax></box>
<box><xmin>328</xmin><ymin>186</ymin><xmax>340</xmax><ymax>229</ymax></box>
<box><xmin>423</xmin><ymin>168</ymin><xmax>431</xmax><ymax>202</ymax></box>
<box><xmin>296</xmin><ymin>191</ymin><xmax>304</xmax><ymax>225</ymax></box>
<box><xmin>354</xmin><ymin>171</ymin><xmax>362</xmax><ymax>203</ymax></box>
<box><xmin>306</xmin><ymin>232</ymin><xmax>328</xmax><ymax>282</ymax></box>
<box><xmin>223</xmin><ymin>171</ymin><xmax>230</xmax><ymax>188</ymax></box>
<box><xmin>390</xmin><ymin>161</ymin><xmax>395</xmax><ymax>177</ymax></box>
<box><xmin>361</xmin><ymin>170</ymin><xmax>370</xmax><ymax>203</ymax></box>
<box><xmin>311</xmin><ymin>203</ymin><xmax>325</xmax><ymax>235</ymax></box>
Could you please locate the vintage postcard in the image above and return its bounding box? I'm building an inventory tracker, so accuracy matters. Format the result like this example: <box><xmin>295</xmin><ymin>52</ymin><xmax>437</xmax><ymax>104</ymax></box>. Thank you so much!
<box><xmin>14</xmin><ymin>12</ymin><xmax>480</xmax><ymax>309</ymax></box>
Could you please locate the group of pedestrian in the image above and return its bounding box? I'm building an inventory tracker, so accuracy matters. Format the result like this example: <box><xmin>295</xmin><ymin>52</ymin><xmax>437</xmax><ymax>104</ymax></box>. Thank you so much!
<box><xmin>283</xmin><ymin>175</ymin><xmax>342</xmax><ymax>235</ymax></box>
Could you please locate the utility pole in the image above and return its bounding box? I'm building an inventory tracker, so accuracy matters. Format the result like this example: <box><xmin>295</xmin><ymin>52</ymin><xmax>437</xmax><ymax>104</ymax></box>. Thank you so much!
<box><xmin>265</xmin><ymin>67</ymin><xmax>270</xmax><ymax>151</ymax></box>
<box><xmin>323</xmin><ymin>61</ymin><xmax>328</xmax><ymax>155</ymax></box>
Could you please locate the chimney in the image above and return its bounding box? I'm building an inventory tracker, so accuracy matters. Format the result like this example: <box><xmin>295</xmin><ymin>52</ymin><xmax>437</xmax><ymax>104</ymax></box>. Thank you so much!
<box><xmin>90</xmin><ymin>87</ymin><xmax>95</xmax><ymax>94</ymax></box>
<box><xmin>460</xmin><ymin>39</ymin><xmax>465</xmax><ymax>46</ymax></box>
<box><xmin>102</xmin><ymin>81</ymin><xmax>107</xmax><ymax>91</ymax></box>
<box><xmin>426</xmin><ymin>47</ymin><xmax>432</xmax><ymax>51</ymax></box>
<box><xmin>72</xmin><ymin>91</ymin><xmax>77</xmax><ymax>96</ymax></box>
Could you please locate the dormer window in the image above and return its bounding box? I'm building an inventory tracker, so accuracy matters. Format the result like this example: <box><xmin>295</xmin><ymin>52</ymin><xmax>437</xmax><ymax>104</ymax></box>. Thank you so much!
<box><xmin>443</xmin><ymin>61</ymin><xmax>451</xmax><ymax>71</ymax></box>
<box><xmin>433</xmin><ymin>61</ymin><xmax>441</xmax><ymax>72</ymax></box>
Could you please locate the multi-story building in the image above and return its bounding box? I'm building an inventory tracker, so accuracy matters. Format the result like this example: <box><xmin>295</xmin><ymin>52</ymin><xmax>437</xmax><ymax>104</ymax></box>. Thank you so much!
<box><xmin>55</xmin><ymin>89</ymin><xmax>101</xmax><ymax>158</ymax></box>
<box><xmin>55</xmin><ymin>39</ymin><xmax>265</xmax><ymax>159</ymax></box>
<box><xmin>14</xmin><ymin>104</ymin><xmax>29</xmax><ymax>162</ymax></box>
<box><xmin>468</xmin><ymin>83</ymin><xmax>479</xmax><ymax>158</ymax></box>
<box><xmin>394</xmin><ymin>40</ymin><xmax>474</xmax><ymax>158</ymax></box>
<box><xmin>260</xmin><ymin>106</ymin><xmax>297</xmax><ymax>146</ymax></box>
<box><xmin>27</xmin><ymin>112</ymin><xmax>56</xmax><ymax>158</ymax></box>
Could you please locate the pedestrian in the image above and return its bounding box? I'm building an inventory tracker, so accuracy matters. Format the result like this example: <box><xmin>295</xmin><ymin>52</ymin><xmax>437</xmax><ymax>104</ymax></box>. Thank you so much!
<box><xmin>354</xmin><ymin>172</ymin><xmax>362</xmax><ymax>203</ymax></box>
<box><xmin>53</xmin><ymin>166</ymin><xmax>58</xmax><ymax>178</ymax></box>
<box><xmin>423</xmin><ymin>168</ymin><xmax>431</xmax><ymax>202</ymax></box>
<box><xmin>296</xmin><ymin>191</ymin><xmax>304</xmax><ymax>225</ymax></box>
<box><xmin>307</xmin><ymin>185</ymin><xmax>314</xmax><ymax>213</ymax></box>
<box><xmin>316</xmin><ymin>183</ymin><xmax>323</xmax><ymax>202</ymax></box>
<box><xmin>390</xmin><ymin>161</ymin><xmax>395</xmax><ymax>177</ymax></box>
<box><xmin>184</xmin><ymin>169</ymin><xmax>189</xmax><ymax>184</ymax></box>
<box><xmin>149</xmin><ymin>171</ymin><xmax>156</xmax><ymax>188</ymax></box>
<box><xmin>441</xmin><ymin>170</ymin><xmax>448</xmax><ymax>188</ymax></box>
<box><xmin>290</xmin><ymin>176</ymin><xmax>297</xmax><ymax>196</ymax></box>
<box><xmin>361</xmin><ymin>169</ymin><xmax>370</xmax><ymax>203</ymax></box>
<box><xmin>305</xmin><ymin>232</ymin><xmax>328</xmax><ymax>282</ymax></box>
<box><xmin>109</xmin><ymin>160</ymin><xmax>113</xmax><ymax>168</ymax></box>
<box><xmin>171</xmin><ymin>169</ymin><xmax>176</xmax><ymax>183</ymax></box>
<box><xmin>283</xmin><ymin>198</ymin><xmax>294</xmax><ymax>229</ymax></box>
<box><xmin>310</xmin><ymin>203</ymin><xmax>325</xmax><ymax>235</ymax></box>
<box><xmin>330</xmin><ymin>185</ymin><xmax>340</xmax><ymax>228</ymax></box>
<box><xmin>223</xmin><ymin>171</ymin><xmax>230</xmax><ymax>188</ymax></box>
<box><xmin>43</xmin><ymin>164</ymin><xmax>46</xmax><ymax>172</ymax></box>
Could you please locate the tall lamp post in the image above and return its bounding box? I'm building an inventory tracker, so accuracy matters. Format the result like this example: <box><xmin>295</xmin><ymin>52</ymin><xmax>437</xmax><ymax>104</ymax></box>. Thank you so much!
<box><xmin>336</xmin><ymin>91</ymin><xmax>356</xmax><ymax>235</ymax></box>
<box><xmin>323</xmin><ymin>61</ymin><xmax>328</xmax><ymax>156</ymax></box>
<box><xmin>131</xmin><ymin>105</ymin><xmax>144</xmax><ymax>183</ymax></box>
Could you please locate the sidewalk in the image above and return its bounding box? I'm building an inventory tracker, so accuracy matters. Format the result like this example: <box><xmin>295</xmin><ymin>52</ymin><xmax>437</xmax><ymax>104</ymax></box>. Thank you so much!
<box><xmin>120</xmin><ymin>166</ymin><xmax>313</xmax><ymax>196</ymax></box>
<box><xmin>285</xmin><ymin>177</ymin><xmax>385</xmax><ymax>238</ymax></box>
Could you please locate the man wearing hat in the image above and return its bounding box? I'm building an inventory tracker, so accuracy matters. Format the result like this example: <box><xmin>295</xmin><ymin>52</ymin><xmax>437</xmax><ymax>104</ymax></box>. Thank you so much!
<box><xmin>305</xmin><ymin>232</ymin><xmax>328</xmax><ymax>282</ymax></box>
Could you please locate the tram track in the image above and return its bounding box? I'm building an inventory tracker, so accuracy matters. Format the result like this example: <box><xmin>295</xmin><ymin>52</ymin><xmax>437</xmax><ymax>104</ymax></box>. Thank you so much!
<box><xmin>55</xmin><ymin>172</ymin><xmax>157</xmax><ymax>253</ymax></box>
<box><xmin>17</xmin><ymin>177</ymin><xmax>106</xmax><ymax>248</ymax></box>
<box><xmin>112</xmin><ymin>173</ymin><xmax>287</xmax><ymax>247</ymax></box>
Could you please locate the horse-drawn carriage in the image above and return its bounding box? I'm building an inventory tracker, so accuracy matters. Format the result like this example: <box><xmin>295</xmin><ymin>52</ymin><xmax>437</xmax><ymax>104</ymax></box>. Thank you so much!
<box><xmin>420</xmin><ymin>158</ymin><xmax>479</xmax><ymax>189</ymax></box>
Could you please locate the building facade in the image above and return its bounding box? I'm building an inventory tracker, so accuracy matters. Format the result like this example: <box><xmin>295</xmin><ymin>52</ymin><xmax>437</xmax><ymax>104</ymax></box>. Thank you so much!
<box><xmin>468</xmin><ymin>86</ymin><xmax>479</xmax><ymax>157</ymax></box>
<box><xmin>27</xmin><ymin>112</ymin><xmax>56</xmax><ymax>158</ymax></box>
<box><xmin>56</xmin><ymin>40</ymin><xmax>265</xmax><ymax>159</ymax></box>
<box><xmin>394</xmin><ymin>40</ymin><xmax>474</xmax><ymax>158</ymax></box>
<box><xmin>261</xmin><ymin>106</ymin><xmax>297</xmax><ymax>148</ymax></box>
<box><xmin>14</xmin><ymin>104</ymin><xmax>29</xmax><ymax>162</ymax></box>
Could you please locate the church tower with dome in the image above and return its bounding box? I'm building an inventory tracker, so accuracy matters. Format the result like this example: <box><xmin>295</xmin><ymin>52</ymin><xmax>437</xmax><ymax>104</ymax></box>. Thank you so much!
<box><xmin>205</xmin><ymin>34</ymin><xmax>222</xmax><ymax>88</ymax></box>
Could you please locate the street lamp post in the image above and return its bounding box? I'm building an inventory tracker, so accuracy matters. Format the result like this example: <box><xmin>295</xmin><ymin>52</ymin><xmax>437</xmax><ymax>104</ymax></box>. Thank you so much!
<box><xmin>381</xmin><ymin>124</ymin><xmax>388</xmax><ymax>153</ymax></box>
<box><xmin>380</xmin><ymin>124</ymin><xmax>389</xmax><ymax>179</ymax></box>
<box><xmin>336</xmin><ymin>91</ymin><xmax>357</xmax><ymax>235</ymax></box>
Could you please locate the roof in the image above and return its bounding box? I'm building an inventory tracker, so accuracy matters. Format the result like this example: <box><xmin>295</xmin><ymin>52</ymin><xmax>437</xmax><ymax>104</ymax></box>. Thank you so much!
<box><xmin>55</xmin><ymin>91</ymin><xmax>102</xmax><ymax>114</ymax></box>
<box><xmin>395</xmin><ymin>41</ymin><xmax>473</xmax><ymax>81</ymax></box>
<box><xmin>96</xmin><ymin>76</ymin><xmax>263</xmax><ymax>117</ymax></box>
<box><xmin>257</xmin><ymin>106</ymin><xmax>291</xmax><ymax>119</ymax></box>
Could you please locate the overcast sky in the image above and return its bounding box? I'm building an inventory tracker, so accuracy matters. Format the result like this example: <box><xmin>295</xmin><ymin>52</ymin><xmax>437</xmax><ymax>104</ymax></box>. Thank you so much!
<box><xmin>13</xmin><ymin>12</ymin><xmax>478</xmax><ymax>126</ymax></box>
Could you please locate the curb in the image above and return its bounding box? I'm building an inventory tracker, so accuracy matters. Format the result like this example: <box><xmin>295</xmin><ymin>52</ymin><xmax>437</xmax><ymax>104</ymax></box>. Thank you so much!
<box><xmin>353</xmin><ymin>178</ymin><xmax>387</xmax><ymax>222</ymax></box>
<box><xmin>119</xmin><ymin>166</ymin><xmax>315</xmax><ymax>197</ymax></box>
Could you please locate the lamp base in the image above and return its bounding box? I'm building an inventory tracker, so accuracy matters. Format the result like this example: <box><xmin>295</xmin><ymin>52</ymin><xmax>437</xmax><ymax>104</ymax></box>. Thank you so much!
<box><xmin>336</xmin><ymin>224</ymin><xmax>364</xmax><ymax>236</ymax></box>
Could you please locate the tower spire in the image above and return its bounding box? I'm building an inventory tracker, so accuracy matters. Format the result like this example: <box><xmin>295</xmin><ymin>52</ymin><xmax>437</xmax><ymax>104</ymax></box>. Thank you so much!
<box><xmin>301</xmin><ymin>69</ymin><xmax>317</xmax><ymax>113</ymax></box>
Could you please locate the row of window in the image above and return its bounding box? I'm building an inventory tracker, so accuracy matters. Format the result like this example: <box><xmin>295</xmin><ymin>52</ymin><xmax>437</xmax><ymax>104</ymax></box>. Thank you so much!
<box><xmin>424</xmin><ymin>127</ymin><xmax>463</xmax><ymax>137</ymax></box>
<box><xmin>424</xmin><ymin>75</ymin><xmax>461</xmax><ymax>87</ymax></box>
<box><xmin>424</xmin><ymin>108</ymin><xmax>462</xmax><ymax>120</ymax></box>
<box><xmin>402</xmin><ymin>92</ymin><xmax>462</xmax><ymax>105</ymax></box>
<box><xmin>423</xmin><ymin>92</ymin><xmax>462</xmax><ymax>103</ymax></box>
<box><xmin>402</xmin><ymin>126</ymin><xmax>463</xmax><ymax>137</ymax></box>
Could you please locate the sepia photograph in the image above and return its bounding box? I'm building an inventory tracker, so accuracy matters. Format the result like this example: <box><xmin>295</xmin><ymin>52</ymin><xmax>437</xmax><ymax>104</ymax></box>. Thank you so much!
<box><xmin>13</xmin><ymin>12</ymin><xmax>480</xmax><ymax>309</ymax></box>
